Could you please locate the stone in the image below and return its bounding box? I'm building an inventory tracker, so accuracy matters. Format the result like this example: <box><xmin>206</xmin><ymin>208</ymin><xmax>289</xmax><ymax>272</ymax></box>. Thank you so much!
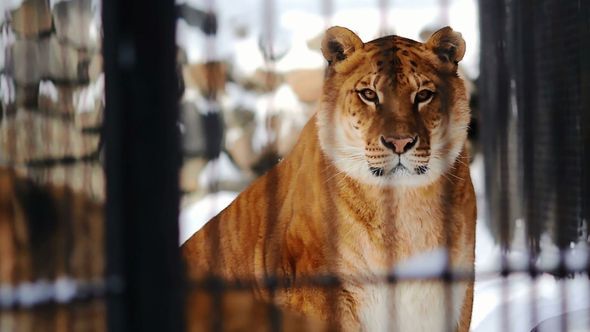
<box><xmin>14</xmin><ymin>84</ymin><xmax>39</xmax><ymax>109</ymax></box>
<box><xmin>75</xmin><ymin>109</ymin><xmax>103</xmax><ymax>130</ymax></box>
<box><xmin>88</xmin><ymin>53</ymin><xmax>102</xmax><ymax>81</ymax></box>
<box><xmin>9</xmin><ymin>39</ymin><xmax>42</xmax><ymax>85</ymax></box>
<box><xmin>182</xmin><ymin>61</ymin><xmax>227</xmax><ymax>97</ymax></box>
<box><xmin>284</xmin><ymin>68</ymin><xmax>324</xmax><ymax>103</ymax></box>
<box><xmin>75</xmin><ymin>75</ymin><xmax>104</xmax><ymax>130</ymax></box>
<box><xmin>52</xmin><ymin>0</ymin><xmax>101</xmax><ymax>51</ymax></box>
<box><xmin>43</xmin><ymin>36</ymin><xmax>91</xmax><ymax>83</ymax></box>
<box><xmin>10</xmin><ymin>0</ymin><xmax>52</xmax><ymax>38</ymax></box>
<box><xmin>8</xmin><ymin>36</ymin><xmax>91</xmax><ymax>85</ymax></box>
<box><xmin>180</xmin><ymin>101</ymin><xmax>206</xmax><ymax>156</ymax></box>
<box><xmin>38</xmin><ymin>76</ymin><xmax>104</xmax><ymax>117</ymax></box>
<box><xmin>38</xmin><ymin>80</ymin><xmax>77</xmax><ymax>114</ymax></box>
<box><xmin>18</xmin><ymin>162</ymin><xmax>105</xmax><ymax>202</ymax></box>
<box><xmin>0</xmin><ymin>109</ymin><xmax>100</xmax><ymax>163</ymax></box>
<box><xmin>179</xmin><ymin>157</ymin><xmax>207</xmax><ymax>194</ymax></box>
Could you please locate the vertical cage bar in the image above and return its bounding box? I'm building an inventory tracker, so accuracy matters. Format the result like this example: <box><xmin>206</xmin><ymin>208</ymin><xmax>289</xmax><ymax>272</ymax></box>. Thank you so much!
<box><xmin>582</xmin><ymin>1</ymin><xmax>590</xmax><ymax>330</ymax></box>
<box><xmin>511</xmin><ymin>0</ymin><xmax>540</xmax><ymax>329</ymax></box>
<box><xmin>479</xmin><ymin>1</ymin><xmax>513</xmax><ymax>331</ymax></box>
<box><xmin>103</xmin><ymin>0</ymin><xmax>183</xmax><ymax>331</ymax></box>
<box><xmin>261</xmin><ymin>0</ymin><xmax>282</xmax><ymax>329</ymax></box>
<box><xmin>322</xmin><ymin>0</ymin><xmax>333</xmax><ymax>28</ymax></box>
<box><xmin>378</xmin><ymin>0</ymin><xmax>389</xmax><ymax>36</ymax></box>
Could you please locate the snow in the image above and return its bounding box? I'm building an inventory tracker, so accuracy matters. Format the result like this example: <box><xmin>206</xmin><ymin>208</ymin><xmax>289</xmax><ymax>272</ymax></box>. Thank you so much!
<box><xmin>197</xmin><ymin>152</ymin><xmax>244</xmax><ymax>189</ymax></box>
<box><xmin>470</xmin><ymin>154</ymin><xmax>590</xmax><ymax>331</ymax></box>
<box><xmin>39</xmin><ymin>80</ymin><xmax>60</xmax><ymax>103</ymax></box>
<box><xmin>179</xmin><ymin>190</ymin><xmax>237</xmax><ymax>244</ymax></box>
<box><xmin>0</xmin><ymin>0</ymin><xmax>24</xmax><ymax>20</ymax></box>
<box><xmin>472</xmin><ymin>275</ymin><xmax>590</xmax><ymax>332</ymax></box>
<box><xmin>73</xmin><ymin>73</ymin><xmax>104</xmax><ymax>113</ymax></box>
<box><xmin>393</xmin><ymin>248</ymin><xmax>450</xmax><ymax>279</ymax></box>
<box><xmin>0</xmin><ymin>74</ymin><xmax>15</xmax><ymax>107</ymax></box>
<box><xmin>0</xmin><ymin>277</ymin><xmax>104</xmax><ymax>308</ymax></box>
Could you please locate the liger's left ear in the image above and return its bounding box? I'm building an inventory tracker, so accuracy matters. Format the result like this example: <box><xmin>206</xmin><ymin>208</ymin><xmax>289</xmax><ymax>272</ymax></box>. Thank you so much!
<box><xmin>425</xmin><ymin>27</ymin><xmax>466</xmax><ymax>70</ymax></box>
<box><xmin>321</xmin><ymin>26</ymin><xmax>364</xmax><ymax>72</ymax></box>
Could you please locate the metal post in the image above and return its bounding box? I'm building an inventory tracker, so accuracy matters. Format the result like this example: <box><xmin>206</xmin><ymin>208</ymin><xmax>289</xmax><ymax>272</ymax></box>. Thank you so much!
<box><xmin>103</xmin><ymin>0</ymin><xmax>184</xmax><ymax>331</ymax></box>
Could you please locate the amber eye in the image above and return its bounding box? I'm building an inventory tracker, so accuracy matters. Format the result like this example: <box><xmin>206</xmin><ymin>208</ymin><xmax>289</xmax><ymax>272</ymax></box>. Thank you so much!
<box><xmin>358</xmin><ymin>89</ymin><xmax>379</xmax><ymax>103</ymax></box>
<box><xmin>415</xmin><ymin>89</ymin><xmax>434</xmax><ymax>103</ymax></box>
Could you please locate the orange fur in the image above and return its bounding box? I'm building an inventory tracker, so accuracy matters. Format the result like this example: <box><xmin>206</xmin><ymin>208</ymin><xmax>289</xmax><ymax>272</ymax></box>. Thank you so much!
<box><xmin>183</xmin><ymin>26</ymin><xmax>476</xmax><ymax>331</ymax></box>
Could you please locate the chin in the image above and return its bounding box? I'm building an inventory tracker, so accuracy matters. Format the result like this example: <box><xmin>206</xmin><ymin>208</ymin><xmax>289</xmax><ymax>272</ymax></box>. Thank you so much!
<box><xmin>333</xmin><ymin>161</ymin><xmax>441</xmax><ymax>188</ymax></box>
<box><xmin>380</xmin><ymin>170</ymin><xmax>439</xmax><ymax>188</ymax></box>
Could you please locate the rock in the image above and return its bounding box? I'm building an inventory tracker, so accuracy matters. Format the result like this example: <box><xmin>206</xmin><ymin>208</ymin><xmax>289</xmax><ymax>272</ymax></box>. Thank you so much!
<box><xmin>52</xmin><ymin>0</ymin><xmax>101</xmax><ymax>51</ymax></box>
<box><xmin>10</xmin><ymin>0</ymin><xmax>52</xmax><ymax>37</ymax></box>
<box><xmin>179</xmin><ymin>157</ymin><xmax>207</xmax><ymax>194</ymax></box>
<box><xmin>9</xmin><ymin>39</ymin><xmax>42</xmax><ymax>85</ymax></box>
<box><xmin>180</xmin><ymin>101</ymin><xmax>206</xmax><ymax>157</ymax></box>
<box><xmin>38</xmin><ymin>80</ymin><xmax>77</xmax><ymax>114</ymax></box>
<box><xmin>14</xmin><ymin>84</ymin><xmax>39</xmax><ymax>108</ymax></box>
<box><xmin>38</xmin><ymin>76</ymin><xmax>103</xmax><ymax>118</ymax></box>
<box><xmin>0</xmin><ymin>25</ymin><xmax>15</xmax><ymax>71</ymax></box>
<box><xmin>0</xmin><ymin>109</ymin><xmax>100</xmax><ymax>163</ymax></box>
<box><xmin>16</xmin><ymin>162</ymin><xmax>105</xmax><ymax>202</ymax></box>
<box><xmin>182</xmin><ymin>61</ymin><xmax>227</xmax><ymax>97</ymax></box>
<box><xmin>224</xmin><ymin>124</ymin><xmax>258</xmax><ymax>172</ymax></box>
<box><xmin>8</xmin><ymin>36</ymin><xmax>91</xmax><ymax>85</ymax></box>
<box><xmin>43</xmin><ymin>36</ymin><xmax>91</xmax><ymax>83</ymax></box>
<box><xmin>284</xmin><ymin>68</ymin><xmax>324</xmax><ymax>103</ymax></box>
<box><xmin>87</xmin><ymin>53</ymin><xmax>102</xmax><ymax>81</ymax></box>
<box><xmin>75</xmin><ymin>109</ymin><xmax>102</xmax><ymax>130</ymax></box>
<box><xmin>72</xmin><ymin>75</ymin><xmax>104</xmax><ymax>129</ymax></box>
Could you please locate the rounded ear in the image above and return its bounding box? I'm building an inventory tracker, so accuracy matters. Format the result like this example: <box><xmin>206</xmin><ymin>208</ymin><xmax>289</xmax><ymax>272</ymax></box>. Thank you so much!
<box><xmin>425</xmin><ymin>26</ymin><xmax>466</xmax><ymax>66</ymax></box>
<box><xmin>321</xmin><ymin>26</ymin><xmax>363</xmax><ymax>65</ymax></box>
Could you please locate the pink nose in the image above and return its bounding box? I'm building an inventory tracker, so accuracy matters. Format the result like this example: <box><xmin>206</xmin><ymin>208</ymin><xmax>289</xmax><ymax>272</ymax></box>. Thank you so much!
<box><xmin>380</xmin><ymin>135</ymin><xmax>417</xmax><ymax>154</ymax></box>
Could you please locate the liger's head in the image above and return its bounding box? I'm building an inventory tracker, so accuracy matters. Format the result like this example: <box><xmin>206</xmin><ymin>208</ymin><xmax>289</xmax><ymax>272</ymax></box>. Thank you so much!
<box><xmin>317</xmin><ymin>26</ymin><xmax>471</xmax><ymax>187</ymax></box>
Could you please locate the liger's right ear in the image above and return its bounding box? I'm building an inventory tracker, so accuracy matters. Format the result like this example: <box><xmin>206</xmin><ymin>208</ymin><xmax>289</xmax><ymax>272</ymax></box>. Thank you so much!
<box><xmin>321</xmin><ymin>26</ymin><xmax>364</xmax><ymax>67</ymax></box>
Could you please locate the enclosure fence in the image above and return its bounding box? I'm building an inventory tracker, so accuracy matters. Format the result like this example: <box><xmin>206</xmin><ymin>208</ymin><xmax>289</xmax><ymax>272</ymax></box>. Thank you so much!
<box><xmin>0</xmin><ymin>0</ymin><xmax>589</xmax><ymax>331</ymax></box>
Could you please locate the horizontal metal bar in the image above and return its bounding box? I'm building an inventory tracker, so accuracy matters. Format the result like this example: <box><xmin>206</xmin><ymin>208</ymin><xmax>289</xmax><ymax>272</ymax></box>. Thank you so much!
<box><xmin>184</xmin><ymin>267</ymin><xmax>590</xmax><ymax>292</ymax></box>
<box><xmin>0</xmin><ymin>276</ymin><xmax>122</xmax><ymax>310</ymax></box>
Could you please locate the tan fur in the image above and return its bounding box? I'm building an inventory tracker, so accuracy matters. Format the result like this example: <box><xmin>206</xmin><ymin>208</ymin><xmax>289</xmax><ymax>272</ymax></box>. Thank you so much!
<box><xmin>183</xmin><ymin>26</ymin><xmax>476</xmax><ymax>331</ymax></box>
<box><xmin>0</xmin><ymin>167</ymin><xmax>106</xmax><ymax>332</ymax></box>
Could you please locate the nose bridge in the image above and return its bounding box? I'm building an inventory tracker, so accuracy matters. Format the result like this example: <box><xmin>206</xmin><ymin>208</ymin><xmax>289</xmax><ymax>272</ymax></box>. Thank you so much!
<box><xmin>381</xmin><ymin>96</ymin><xmax>417</xmax><ymax>137</ymax></box>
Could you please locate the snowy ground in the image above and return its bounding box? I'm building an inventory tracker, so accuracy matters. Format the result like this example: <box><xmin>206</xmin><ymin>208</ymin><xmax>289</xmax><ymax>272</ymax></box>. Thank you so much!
<box><xmin>469</xmin><ymin>156</ymin><xmax>590</xmax><ymax>332</ymax></box>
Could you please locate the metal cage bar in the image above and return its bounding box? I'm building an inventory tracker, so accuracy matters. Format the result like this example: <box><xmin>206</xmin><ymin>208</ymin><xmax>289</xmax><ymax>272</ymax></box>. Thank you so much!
<box><xmin>102</xmin><ymin>0</ymin><xmax>183</xmax><ymax>331</ymax></box>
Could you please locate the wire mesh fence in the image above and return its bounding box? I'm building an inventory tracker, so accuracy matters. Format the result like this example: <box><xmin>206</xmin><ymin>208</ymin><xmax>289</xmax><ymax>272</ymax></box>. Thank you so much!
<box><xmin>0</xmin><ymin>0</ymin><xmax>588</xmax><ymax>331</ymax></box>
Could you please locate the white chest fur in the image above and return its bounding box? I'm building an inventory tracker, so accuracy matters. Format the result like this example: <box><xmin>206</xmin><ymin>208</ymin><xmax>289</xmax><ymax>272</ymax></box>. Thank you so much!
<box><xmin>352</xmin><ymin>193</ymin><xmax>468</xmax><ymax>331</ymax></box>
<box><xmin>357</xmin><ymin>280</ymin><xmax>466</xmax><ymax>332</ymax></box>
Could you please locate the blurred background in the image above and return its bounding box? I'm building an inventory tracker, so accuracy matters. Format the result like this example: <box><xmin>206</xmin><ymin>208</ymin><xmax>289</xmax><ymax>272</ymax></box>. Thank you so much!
<box><xmin>0</xmin><ymin>0</ymin><xmax>588</xmax><ymax>331</ymax></box>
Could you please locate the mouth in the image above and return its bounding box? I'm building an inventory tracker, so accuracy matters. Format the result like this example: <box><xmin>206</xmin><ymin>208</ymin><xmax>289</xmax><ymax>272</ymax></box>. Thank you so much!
<box><xmin>368</xmin><ymin>164</ymin><xmax>429</xmax><ymax>177</ymax></box>
<box><xmin>392</xmin><ymin>163</ymin><xmax>408</xmax><ymax>174</ymax></box>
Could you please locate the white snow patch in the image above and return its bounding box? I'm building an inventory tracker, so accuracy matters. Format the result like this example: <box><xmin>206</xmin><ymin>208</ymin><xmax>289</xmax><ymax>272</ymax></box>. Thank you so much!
<box><xmin>274</xmin><ymin>34</ymin><xmax>324</xmax><ymax>72</ymax></box>
<box><xmin>0</xmin><ymin>277</ymin><xmax>102</xmax><ymax>308</ymax></box>
<box><xmin>39</xmin><ymin>80</ymin><xmax>59</xmax><ymax>103</ymax></box>
<box><xmin>179</xmin><ymin>190</ymin><xmax>237</xmax><ymax>244</ymax></box>
<box><xmin>393</xmin><ymin>248</ymin><xmax>449</xmax><ymax>279</ymax></box>
<box><xmin>0</xmin><ymin>0</ymin><xmax>24</xmax><ymax>21</ymax></box>
<box><xmin>0</xmin><ymin>74</ymin><xmax>15</xmax><ymax>106</ymax></box>
<box><xmin>73</xmin><ymin>73</ymin><xmax>104</xmax><ymax>113</ymax></box>
<box><xmin>198</xmin><ymin>152</ymin><xmax>244</xmax><ymax>189</ymax></box>
<box><xmin>251</xmin><ymin>83</ymin><xmax>308</xmax><ymax>154</ymax></box>
<box><xmin>472</xmin><ymin>274</ymin><xmax>590</xmax><ymax>332</ymax></box>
